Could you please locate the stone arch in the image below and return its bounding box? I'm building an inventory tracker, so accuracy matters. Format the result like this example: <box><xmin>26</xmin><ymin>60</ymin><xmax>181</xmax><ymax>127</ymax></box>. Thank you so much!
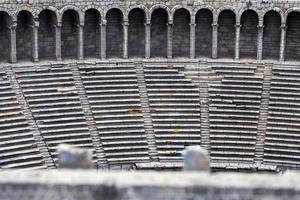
<box><xmin>193</xmin><ymin>5</ymin><xmax>216</xmax><ymax>23</ymax></box>
<box><xmin>262</xmin><ymin>10</ymin><xmax>281</xmax><ymax>60</ymax></box>
<box><xmin>216</xmin><ymin>6</ymin><xmax>237</xmax><ymax>23</ymax></box>
<box><xmin>14</xmin><ymin>7</ymin><xmax>37</xmax><ymax>19</ymax></box>
<box><xmin>59</xmin><ymin>5</ymin><xmax>83</xmax><ymax>25</ymax></box>
<box><xmin>150</xmin><ymin>8</ymin><xmax>168</xmax><ymax>58</ymax></box>
<box><xmin>172</xmin><ymin>8</ymin><xmax>190</xmax><ymax>58</ymax></box>
<box><xmin>240</xmin><ymin>9</ymin><xmax>258</xmax><ymax>59</ymax></box>
<box><xmin>149</xmin><ymin>4</ymin><xmax>171</xmax><ymax>21</ymax></box>
<box><xmin>284</xmin><ymin>7</ymin><xmax>300</xmax><ymax>24</ymax></box>
<box><xmin>217</xmin><ymin>9</ymin><xmax>236</xmax><ymax>58</ymax></box>
<box><xmin>16</xmin><ymin>10</ymin><xmax>34</xmax><ymax>61</ymax></box>
<box><xmin>106</xmin><ymin>8</ymin><xmax>123</xmax><ymax>58</ymax></box>
<box><xmin>127</xmin><ymin>5</ymin><xmax>149</xmax><ymax>22</ymax></box>
<box><xmin>61</xmin><ymin>9</ymin><xmax>80</xmax><ymax>59</ymax></box>
<box><xmin>286</xmin><ymin>11</ymin><xmax>300</xmax><ymax>61</ymax></box>
<box><xmin>263</xmin><ymin>7</ymin><xmax>284</xmax><ymax>25</ymax></box>
<box><xmin>128</xmin><ymin>8</ymin><xmax>145</xmax><ymax>58</ymax></box>
<box><xmin>195</xmin><ymin>8</ymin><xmax>213</xmax><ymax>58</ymax></box>
<box><xmin>0</xmin><ymin>11</ymin><xmax>11</xmax><ymax>62</ymax></box>
<box><xmin>83</xmin><ymin>8</ymin><xmax>101</xmax><ymax>58</ymax></box>
<box><xmin>38</xmin><ymin>9</ymin><xmax>57</xmax><ymax>60</ymax></box>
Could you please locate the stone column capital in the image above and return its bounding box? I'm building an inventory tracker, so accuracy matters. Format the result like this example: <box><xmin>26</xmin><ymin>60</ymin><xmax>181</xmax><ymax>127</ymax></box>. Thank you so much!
<box><xmin>280</xmin><ymin>24</ymin><xmax>287</xmax><ymax>30</ymax></box>
<box><xmin>189</xmin><ymin>22</ymin><xmax>196</xmax><ymax>26</ymax></box>
<box><xmin>8</xmin><ymin>21</ymin><xmax>17</xmax><ymax>30</ymax></box>
<box><xmin>167</xmin><ymin>20</ymin><xmax>173</xmax><ymax>25</ymax></box>
<box><xmin>211</xmin><ymin>23</ymin><xmax>218</xmax><ymax>27</ymax></box>
<box><xmin>101</xmin><ymin>20</ymin><xmax>107</xmax><ymax>26</ymax></box>
<box><xmin>235</xmin><ymin>23</ymin><xmax>241</xmax><ymax>28</ymax></box>
<box><xmin>257</xmin><ymin>25</ymin><xmax>264</xmax><ymax>29</ymax></box>
<box><xmin>122</xmin><ymin>21</ymin><xmax>129</xmax><ymax>26</ymax></box>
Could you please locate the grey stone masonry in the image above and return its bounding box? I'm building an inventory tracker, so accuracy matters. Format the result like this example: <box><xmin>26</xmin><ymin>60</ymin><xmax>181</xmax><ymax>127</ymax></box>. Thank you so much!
<box><xmin>0</xmin><ymin>170</ymin><xmax>300</xmax><ymax>200</ymax></box>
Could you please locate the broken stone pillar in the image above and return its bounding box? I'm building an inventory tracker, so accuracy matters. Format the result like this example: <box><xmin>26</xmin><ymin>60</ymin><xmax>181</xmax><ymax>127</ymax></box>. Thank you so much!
<box><xmin>57</xmin><ymin>144</ymin><xmax>93</xmax><ymax>169</ymax></box>
<box><xmin>182</xmin><ymin>146</ymin><xmax>210</xmax><ymax>172</ymax></box>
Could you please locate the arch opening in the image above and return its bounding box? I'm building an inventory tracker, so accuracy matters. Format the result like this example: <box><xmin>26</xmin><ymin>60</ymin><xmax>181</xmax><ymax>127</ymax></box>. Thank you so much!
<box><xmin>0</xmin><ymin>12</ymin><xmax>10</xmax><ymax>62</ymax></box>
<box><xmin>240</xmin><ymin>10</ymin><xmax>258</xmax><ymax>59</ymax></box>
<box><xmin>128</xmin><ymin>8</ymin><xmax>145</xmax><ymax>58</ymax></box>
<box><xmin>17</xmin><ymin>11</ymin><xmax>33</xmax><ymax>61</ymax></box>
<box><xmin>84</xmin><ymin>9</ymin><xmax>100</xmax><ymax>58</ymax></box>
<box><xmin>262</xmin><ymin>11</ymin><xmax>281</xmax><ymax>60</ymax></box>
<box><xmin>151</xmin><ymin>8</ymin><xmax>168</xmax><ymax>58</ymax></box>
<box><xmin>286</xmin><ymin>12</ymin><xmax>300</xmax><ymax>61</ymax></box>
<box><xmin>61</xmin><ymin>10</ymin><xmax>79</xmax><ymax>59</ymax></box>
<box><xmin>173</xmin><ymin>8</ymin><xmax>190</xmax><ymax>58</ymax></box>
<box><xmin>39</xmin><ymin>10</ymin><xmax>56</xmax><ymax>60</ymax></box>
<box><xmin>106</xmin><ymin>8</ymin><xmax>123</xmax><ymax>58</ymax></box>
<box><xmin>195</xmin><ymin>9</ymin><xmax>212</xmax><ymax>58</ymax></box>
<box><xmin>217</xmin><ymin>10</ymin><xmax>235</xmax><ymax>58</ymax></box>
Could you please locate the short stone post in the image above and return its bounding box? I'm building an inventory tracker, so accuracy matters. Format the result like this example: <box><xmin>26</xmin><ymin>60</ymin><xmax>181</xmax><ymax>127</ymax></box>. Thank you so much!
<box><xmin>57</xmin><ymin>144</ymin><xmax>93</xmax><ymax>169</ymax></box>
<box><xmin>182</xmin><ymin>146</ymin><xmax>210</xmax><ymax>172</ymax></box>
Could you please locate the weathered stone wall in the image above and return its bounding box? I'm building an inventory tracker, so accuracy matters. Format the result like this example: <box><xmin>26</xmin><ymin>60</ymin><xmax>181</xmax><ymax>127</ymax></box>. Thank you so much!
<box><xmin>0</xmin><ymin>170</ymin><xmax>300</xmax><ymax>200</ymax></box>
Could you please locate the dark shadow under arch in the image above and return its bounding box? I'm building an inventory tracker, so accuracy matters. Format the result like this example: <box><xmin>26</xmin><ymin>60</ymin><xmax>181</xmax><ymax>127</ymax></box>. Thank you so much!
<box><xmin>61</xmin><ymin>10</ymin><xmax>79</xmax><ymax>59</ymax></box>
<box><xmin>217</xmin><ymin>10</ymin><xmax>236</xmax><ymax>58</ymax></box>
<box><xmin>0</xmin><ymin>12</ymin><xmax>10</xmax><ymax>62</ymax></box>
<box><xmin>286</xmin><ymin>12</ymin><xmax>300</xmax><ymax>61</ymax></box>
<box><xmin>17</xmin><ymin>10</ymin><xmax>33</xmax><ymax>61</ymax></box>
<box><xmin>151</xmin><ymin>8</ymin><xmax>168</xmax><ymax>58</ymax></box>
<box><xmin>195</xmin><ymin>9</ymin><xmax>212</xmax><ymax>58</ymax></box>
<box><xmin>128</xmin><ymin>8</ymin><xmax>145</xmax><ymax>58</ymax></box>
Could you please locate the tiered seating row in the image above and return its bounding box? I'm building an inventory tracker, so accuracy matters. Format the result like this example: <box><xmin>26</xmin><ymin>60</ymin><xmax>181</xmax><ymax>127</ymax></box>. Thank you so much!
<box><xmin>144</xmin><ymin>64</ymin><xmax>201</xmax><ymax>162</ymax></box>
<box><xmin>79</xmin><ymin>64</ymin><xmax>150</xmax><ymax>164</ymax></box>
<box><xmin>0</xmin><ymin>70</ymin><xmax>46</xmax><ymax>169</ymax></box>
<box><xmin>265</xmin><ymin>66</ymin><xmax>300</xmax><ymax>167</ymax></box>
<box><xmin>208</xmin><ymin>64</ymin><xmax>263</xmax><ymax>164</ymax></box>
<box><xmin>14</xmin><ymin>66</ymin><xmax>94</xmax><ymax>165</ymax></box>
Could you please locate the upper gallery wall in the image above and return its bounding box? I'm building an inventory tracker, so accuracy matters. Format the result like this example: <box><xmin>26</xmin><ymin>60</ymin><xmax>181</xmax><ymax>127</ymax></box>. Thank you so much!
<box><xmin>0</xmin><ymin>0</ymin><xmax>299</xmax><ymax>62</ymax></box>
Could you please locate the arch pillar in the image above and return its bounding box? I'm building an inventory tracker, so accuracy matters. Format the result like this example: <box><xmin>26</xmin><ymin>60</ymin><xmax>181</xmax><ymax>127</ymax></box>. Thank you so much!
<box><xmin>257</xmin><ymin>25</ymin><xmax>264</xmax><ymax>60</ymax></box>
<box><xmin>55</xmin><ymin>23</ymin><xmax>62</xmax><ymax>61</ymax></box>
<box><xmin>212</xmin><ymin>22</ymin><xmax>218</xmax><ymax>59</ymax></box>
<box><xmin>32</xmin><ymin>19</ymin><xmax>39</xmax><ymax>62</ymax></box>
<box><xmin>78</xmin><ymin>24</ymin><xmax>84</xmax><ymax>60</ymax></box>
<box><xmin>9</xmin><ymin>21</ymin><xmax>17</xmax><ymax>63</ymax></box>
<box><xmin>145</xmin><ymin>20</ymin><xmax>151</xmax><ymax>59</ymax></box>
<box><xmin>235</xmin><ymin>23</ymin><xmax>241</xmax><ymax>60</ymax></box>
<box><xmin>279</xmin><ymin>24</ymin><xmax>286</xmax><ymax>62</ymax></box>
<box><xmin>100</xmin><ymin>21</ymin><xmax>106</xmax><ymax>59</ymax></box>
<box><xmin>167</xmin><ymin>20</ymin><xmax>173</xmax><ymax>59</ymax></box>
<box><xmin>190</xmin><ymin>21</ymin><xmax>196</xmax><ymax>59</ymax></box>
<box><xmin>123</xmin><ymin>20</ymin><xmax>129</xmax><ymax>59</ymax></box>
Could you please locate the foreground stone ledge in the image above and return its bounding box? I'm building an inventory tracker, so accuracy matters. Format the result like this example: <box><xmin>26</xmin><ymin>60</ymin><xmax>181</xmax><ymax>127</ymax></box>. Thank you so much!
<box><xmin>0</xmin><ymin>170</ymin><xmax>300</xmax><ymax>200</ymax></box>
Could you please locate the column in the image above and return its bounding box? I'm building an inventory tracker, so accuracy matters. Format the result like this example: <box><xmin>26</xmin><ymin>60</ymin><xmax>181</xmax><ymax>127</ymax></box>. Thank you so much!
<box><xmin>235</xmin><ymin>23</ymin><xmax>241</xmax><ymax>60</ymax></box>
<box><xmin>145</xmin><ymin>21</ymin><xmax>151</xmax><ymax>59</ymax></box>
<box><xmin>279</xmin><ymin>24</ymin><xmax>286</xmax><ymax>62</ymax></box>
<box><xmin>167</xmin><ymin>20</ymin><xmax>173</xmax><ymax>59</ymax></box>
<box><xmin>97</xmin><ymin>23</ymin><xmax>101</xmax><ymax>58</ymax></box>
<box><xmin>212</xmin><ymin>22</ymin><xmax>218</xmax><ymax>59</ymax></box>
<box><xmin>54</xmin><ymin>23</ymin><xmax>62</xmax><ymax>61</ymax></box>
<box><xmin>190</xmin><ymin>22</ymin><xmax>196</xmax><ymax>59</ymax></box>
<box><xmin>77</xmin><ymin>24</ymin><xmax>84</xmax><ymax>60</ymax></box>
<box><xmin>257</xmin><ymin>25</ymin><xmax>264</xmax><ymax>60</ymax></box>
<box><xmin>9</xmin><ymin>21</ymin><xmax>17</xmax><ymax>63</ymax></box>
<box><xmin>123</xmin><ymin>20</ymin><xmax>129</xmax><ymax>59</ymax></box>
<box><xmin>32</xmin><ymin>19</ymin><xmax>39</xmax><ymax>62</ymax></box>
<box><xmin>100</xmin><ymin>21</ymin><xmax>106</xmax><ymax>59</ymax></box>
